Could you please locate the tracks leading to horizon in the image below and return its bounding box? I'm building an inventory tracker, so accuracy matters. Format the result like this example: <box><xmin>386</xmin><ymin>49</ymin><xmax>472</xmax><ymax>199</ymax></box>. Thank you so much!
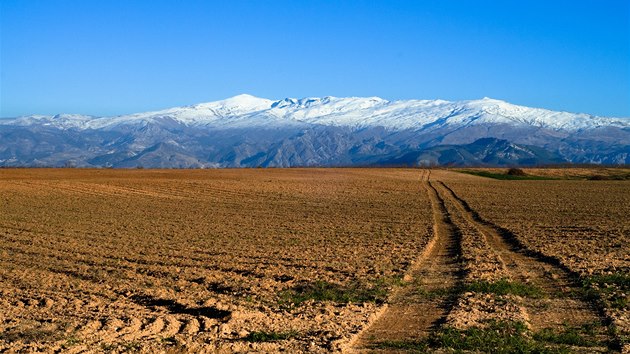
<box><xmin>434</xmin><ymin>181</ymin><xmax>608</xmax><ymax>337</ymax></box>
<box><xmin>351</xmin><ymin>170</ymin><xmax>465</xmax><ymax>350</ymax></box>
<box><xmin>350</xmin><ymin>170</ymin><xmax>614</xmax><ymax>352</ymax></box>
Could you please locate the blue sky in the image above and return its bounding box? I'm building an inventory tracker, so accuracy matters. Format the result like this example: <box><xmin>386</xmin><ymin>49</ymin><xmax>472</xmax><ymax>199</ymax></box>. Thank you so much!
<box><xmin>1</xmin><ymin>0</ymin><xmax>629</xmax><ymax>117</ymax></box>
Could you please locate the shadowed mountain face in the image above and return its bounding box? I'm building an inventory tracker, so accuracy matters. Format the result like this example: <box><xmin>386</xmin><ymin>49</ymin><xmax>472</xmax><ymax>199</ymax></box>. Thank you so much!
<box><xmin>1</xmin><ymin>95</ymin><xmax>628</xmax><ymax>167</ymax></box>
<box><xmin>377</xmin><ymin>138</ymin><xmax>568</xmax><ymax>167</ymax></box>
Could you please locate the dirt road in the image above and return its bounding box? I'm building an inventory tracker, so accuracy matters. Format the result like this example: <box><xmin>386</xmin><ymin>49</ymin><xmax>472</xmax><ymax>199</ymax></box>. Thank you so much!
<box><xmin>351</xmin><ymin>170</ymin><xmax>463</xmax><ymax>350</ymax></box>
<box><xmin>351</xmin><ymin>170</ymin><xmax>614</xmax><ymax>352</ymax></box>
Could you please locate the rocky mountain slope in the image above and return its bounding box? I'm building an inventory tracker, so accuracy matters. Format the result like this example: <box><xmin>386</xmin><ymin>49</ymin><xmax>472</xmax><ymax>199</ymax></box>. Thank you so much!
<box><xmin>1</xmin><ymin>94</ymin><xmax>628</xmax><ymax>167</ymax></box>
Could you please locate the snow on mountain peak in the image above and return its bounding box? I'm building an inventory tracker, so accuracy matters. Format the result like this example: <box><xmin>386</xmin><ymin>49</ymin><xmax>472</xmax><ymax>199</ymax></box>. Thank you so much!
<box><xmin>2</xmin><ymin>95</ymin><xmax>628</xmax><ymax>132</ymax></box>
<box><xmin>192</xmin><ymin>94</ymin><xmax>273</xmax><ymax>111</ymax></box>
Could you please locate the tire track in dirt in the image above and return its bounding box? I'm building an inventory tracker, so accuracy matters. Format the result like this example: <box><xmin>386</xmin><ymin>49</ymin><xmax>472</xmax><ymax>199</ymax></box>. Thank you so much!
<box><xmin>433</xmin><ymin>180</ymin><xmax>614</xmax><ymax>351</ymax></box>
<box><xmin>350</xmin><ymin>170</ymin><xmax>464</xmax><ymax>351</ymax></box>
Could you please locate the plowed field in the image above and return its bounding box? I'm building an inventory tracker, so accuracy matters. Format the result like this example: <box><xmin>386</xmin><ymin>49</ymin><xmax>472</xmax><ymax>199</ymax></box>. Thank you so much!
<box><xmin>1</xmin><ymin>168</ymin><xmax>627</xmax><ymax>353</ymax></box>
<box><xmin>0</xmin><ymin>169</ymin><xmax>432</xmax><ymax>353</ymax></box>
<box><xmin>438</xmin><ymin>169</ymin><xmax>629</xmax><ymax>352</ymax></box>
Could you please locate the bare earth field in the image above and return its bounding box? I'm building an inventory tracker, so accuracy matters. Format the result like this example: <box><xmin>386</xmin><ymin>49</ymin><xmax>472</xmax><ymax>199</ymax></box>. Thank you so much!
<box><xmin>438</xmin><ymin>169</ymin><xmax>630</xmax><ymax>352</ymax></box>
<box><xmin>0</xmin><ymin>168</ymin><xmax>627</xmax><ymax>353</ymax></box>
<box><xmin>0</xmin><ymin>169</ymin><xmax>433</xmax><ymax>353</ymax></box>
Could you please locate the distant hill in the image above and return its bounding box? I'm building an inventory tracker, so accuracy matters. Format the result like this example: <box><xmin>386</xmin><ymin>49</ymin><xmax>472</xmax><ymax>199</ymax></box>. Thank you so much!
<box><xmin>1</xmin><ymin>94</ymin><xmax>628</xmax><ymax>167</ymax></box>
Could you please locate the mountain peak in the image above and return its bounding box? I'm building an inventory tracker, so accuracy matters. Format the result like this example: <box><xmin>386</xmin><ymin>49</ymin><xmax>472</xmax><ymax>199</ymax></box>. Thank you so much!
<box><xmin>190</xmin><ymin>94</ymin><xmax>273</xmax><ymax>112</ymax></box>
<box><xmin>227</xmin><ymin>93</ymin><xmax>262</xmax><ymax>100</ymax></box>
<box><xmin>218</xmin><ymin>94</ymin><xmax>272</xmax><ymax>106</ymax></box>
<box><xmin>1</xmin><ymin>94</ymin><xmax>628</xmax><ymax>167</ymax></box>
<box><xmin>3</xmin><ymin>95</ymin><xmax>628</xmax><ymax>132</ymax></box>
<box><xmin>478</xmin><ymin>97</ymin><xmax>507</xmax><ymax>103</ymax></box>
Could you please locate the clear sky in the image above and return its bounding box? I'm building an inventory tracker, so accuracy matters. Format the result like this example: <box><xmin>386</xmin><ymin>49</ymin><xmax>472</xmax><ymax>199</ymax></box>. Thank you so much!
<box><xmin>1</xmin><ymin>0</ymin><xmax>629</xmax><ymax>118</ymax></box>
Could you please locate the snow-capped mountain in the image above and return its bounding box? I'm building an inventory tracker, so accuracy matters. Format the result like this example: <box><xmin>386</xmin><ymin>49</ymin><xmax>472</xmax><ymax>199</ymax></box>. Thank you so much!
<box><xmin>1</xmin><ymin>94</ymin><xmax>629</xmax><ymax>167</ymax></box>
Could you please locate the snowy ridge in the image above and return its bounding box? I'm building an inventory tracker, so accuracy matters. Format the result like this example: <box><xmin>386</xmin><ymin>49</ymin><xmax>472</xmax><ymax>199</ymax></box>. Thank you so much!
<box><xmin>3</xmin><ymin>94</ymin><xmax>629</xmax><ymax>131</ymax></box>
<box><xmin>1</xmin><ymin>94</ymin><xmax>629</xmax><ymax>167</ymax></box>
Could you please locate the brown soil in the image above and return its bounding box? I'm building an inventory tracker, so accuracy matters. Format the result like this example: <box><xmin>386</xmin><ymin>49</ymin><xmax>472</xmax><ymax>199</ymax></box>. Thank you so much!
<box><xmin>433</xmin><ymin>177</ymin><xmax>609</xmax><ymax>348</ymax></box>
<box><xmin>0</xmin><ymin>168</ymin><xmax>433</xmax><ymax>353</ymax></box>
<box><xmin>351</xmin><ymin>170</ymin><xmax>463</xmax><ymax>351</ymax></box>
<box><xmin>352</xmin><ymin>170</ymin><xmax>616</xmax><ymax>352</ymax></box>
<box><xmin>0</xmin><ymin>168</ymin><xmax>625</xmax><ymax>352</ymax></box>
<box><xmin>436</xmin><ymin>170</ymin><xmax>629</xmax><ymax>351</ymax></box>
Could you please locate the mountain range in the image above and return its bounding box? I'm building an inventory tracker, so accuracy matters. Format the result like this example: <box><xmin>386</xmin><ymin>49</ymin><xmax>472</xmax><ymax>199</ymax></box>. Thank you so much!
<box><xmin>1</xmin><ymin>94</ymin><xmax>628</xmax><ymax>168</ymax></box>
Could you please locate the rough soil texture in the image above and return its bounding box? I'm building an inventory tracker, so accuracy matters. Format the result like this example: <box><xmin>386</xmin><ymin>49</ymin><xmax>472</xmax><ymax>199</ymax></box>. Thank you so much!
<box><xmin>433</xmin><ymin>177</ymin><xmax>610</xmax><ymax>347</ymax></box>
<box><xmin>0</xmin><ymin>168</ymin><xmax>433</xmax><ymax>353</ymax></box>
<box><xmin>0</xmin><ymin>168</ymin><xmax>626</xmax><ymax>353</ymax></box>
<box><xmin>436</xmin><ymin>169</ymin><xmax>629</xmax><ymax>352</ymax></box>
<box><xmin>351</xmin><ymin>169</ymin><xmax>617</xmax><ymax>353</ymax></box>
<box><xmin>350</xmin><ymin>170</ymin><xmax>464</xmax><ymax>351</ymax></box>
